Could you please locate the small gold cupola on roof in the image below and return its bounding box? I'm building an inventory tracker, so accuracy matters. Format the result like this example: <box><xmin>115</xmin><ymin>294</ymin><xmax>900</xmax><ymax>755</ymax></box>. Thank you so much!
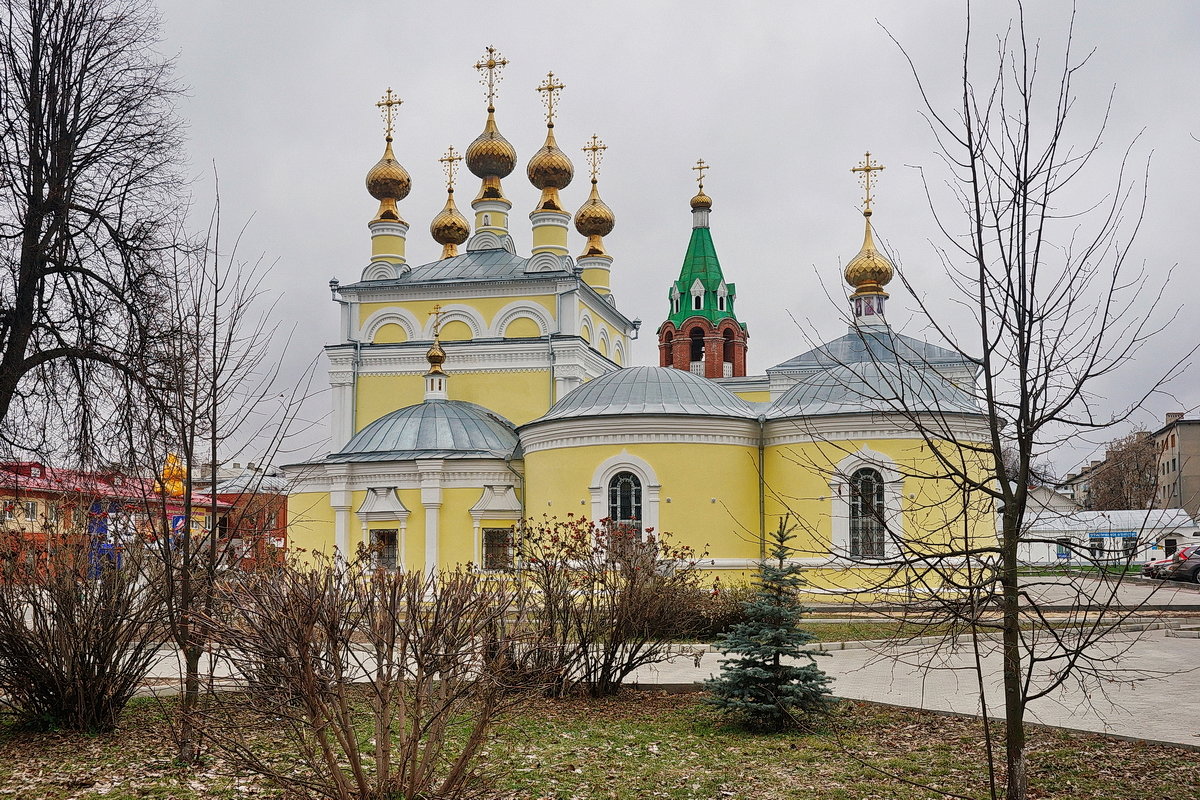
<box><xmin>465</xmin><ymin>46</ymin><xmax>517</xmax><ymax>244</ymax></box>
<box><xmin>844</xmin><ymin>152</ymin><xmax>894</xmax><ymax>323</ymax></box>
<box><xmin>430</xmin><ymin>146</ymin><xmax>470</xmax><ymax>259</ymax></box>
<box><xmin>424</xmin><ymin>305</ymin><xmax>449</xmax><ymax>401</ymax></box>
<box><xmin>574</xmin><ymin>134</ymin><xmax>616</xmax><ymax>295</ymax></box>
<box><xmin>365</xmin><ymin>88</ymin><xmax>411</xmax><ymax>266</ymax></box>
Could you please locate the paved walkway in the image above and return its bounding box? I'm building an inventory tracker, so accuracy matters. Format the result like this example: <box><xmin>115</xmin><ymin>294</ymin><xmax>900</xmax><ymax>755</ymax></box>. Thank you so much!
<box><xmin>632</xmin><ymin>627</ymin><xmax>1200</xmax><ymax>748</ymax></box>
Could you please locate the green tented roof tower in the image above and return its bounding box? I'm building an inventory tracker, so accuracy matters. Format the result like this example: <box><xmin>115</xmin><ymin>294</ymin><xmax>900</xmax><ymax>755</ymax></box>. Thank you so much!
<box><xmin>657</xmin><ymin>161</ymin><xmax>748</xmax><ymax>379</ymax></box>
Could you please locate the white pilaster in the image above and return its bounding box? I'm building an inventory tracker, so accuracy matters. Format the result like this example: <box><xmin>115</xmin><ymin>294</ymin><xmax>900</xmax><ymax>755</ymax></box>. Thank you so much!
<box><xmin>417</xmin><ymin>460</ymin><xmax>445</xmax><ymax>572</ymax></box>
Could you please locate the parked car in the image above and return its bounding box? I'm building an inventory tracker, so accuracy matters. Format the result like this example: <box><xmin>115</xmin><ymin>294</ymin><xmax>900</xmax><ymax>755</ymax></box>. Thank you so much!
<box><xmin>1142</xmin><ymin>554</ymin><xmax>1176</xmax><ymax>578</ymax></box>
<box><xmin>1160</xmin><ymin>544</ymin><xmax>1200</xmax><ymax>583</ymax></box>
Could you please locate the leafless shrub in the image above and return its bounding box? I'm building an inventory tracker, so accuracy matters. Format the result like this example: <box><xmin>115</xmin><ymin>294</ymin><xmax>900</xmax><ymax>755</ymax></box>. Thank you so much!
<box><xmin>0</xmin><ymin>533</ymin><xmax>168</xmax><ymax>732</ymax></box>
<box><xmin>199</xmin><ymin>553</ymin><xmax>548</xmax><ymax>800</ymax></box>
<box><xmin>514</xmin><ymin>515</ymin><xmax>707</xmax><ymax>697</ymax></box>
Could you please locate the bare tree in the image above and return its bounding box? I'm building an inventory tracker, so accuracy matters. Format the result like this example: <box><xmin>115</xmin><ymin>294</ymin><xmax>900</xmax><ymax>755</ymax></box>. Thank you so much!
<box><xmin>857</xmin><ymin>5</ymin><xmax>1188</xmax><ymax>798</ymax></box>
<box><xmin>0</xmin><ymin>0</ymin><xmax>182</xmax><ymax>460</ymax></box>
<box><xmin>107</xmin><ymin>185</ymin><xmax>315</xmax><ymax>763</ymax></box>
<box><xmin>762</xmin><ymin>6</ymin><xmax>1188</xmax><ymax>800</ymax></box>
<box><xmin>1082</xmin><ymin>429</ymin><xmax>1157</xmax><ymax>510</ymax></box>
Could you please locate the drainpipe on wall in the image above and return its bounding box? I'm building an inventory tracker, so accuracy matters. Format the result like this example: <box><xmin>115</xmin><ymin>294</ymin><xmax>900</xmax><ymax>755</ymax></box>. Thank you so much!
<box><xmin>758</xmin><ymin>413</ymin><xmax>766</xmax><ymax>560</ymax></box>
<box><xmin>504</xmin><ymin>454</ymin><xmax>525</xmax><ymax>521</ymax></box>
<box><xmin>545</xmin><ymin>330</ymin><xmax>556</xmax><ymax>407</ymax></box>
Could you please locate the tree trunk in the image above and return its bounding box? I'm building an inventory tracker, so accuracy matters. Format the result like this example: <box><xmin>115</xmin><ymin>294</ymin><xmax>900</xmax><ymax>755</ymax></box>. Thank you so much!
<box><xmin>1001</xmin><ymin>510</ymin><xmax>1026</xmax><ymax>800</ymax></box>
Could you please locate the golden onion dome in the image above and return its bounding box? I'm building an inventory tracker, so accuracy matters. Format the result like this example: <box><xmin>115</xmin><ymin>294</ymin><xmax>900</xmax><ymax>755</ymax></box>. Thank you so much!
<box><xmin>426</xmin><ymin>338</ymin><xmax>447</xmax><ymax>374</ymax></box>
<box><xmin>690</xmin><ymin>189</ymin><xmax>712</xmax><ymax>210</ymax></box>
<box><xmin>366</xmin><ymin>138</ymin><xmax>411</xmax><ymax>203</ymax></box>
<box><xmin>465</xmin><ymin>110</ymin><xmax>518</xmax><ymax>179</ymax></box>
<box><xmin>527</xmin><ymin>126</ymin><xmax>574</xmax><ymax>191</ymax></box>
<box><xmin>844</xmin><ymin>210</ymin><xmax>894</xmax><ymax>296</ymax></box>
<box><xmin>574</xmin><ymin>180</ymin><xmax>615</xmax><ymax>238</ymax></box>
<box><xmin>430</xmin><ymin>190</ymin><xmax>470</xmax><ymax>245</ymax></box>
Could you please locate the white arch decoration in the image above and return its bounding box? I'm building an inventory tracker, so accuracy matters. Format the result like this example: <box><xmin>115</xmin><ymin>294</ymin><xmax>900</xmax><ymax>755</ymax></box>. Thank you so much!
<box><xmin>421</xmin><ymin>304</ymin><xmax>484</xmax><ymax>339</ymax></box>
<box><xmin>490</xmin><ymin>300</ymin><xmax>553</xmax><ymax>338</ymax></box>
<box><xmin>362</xmin><ymin>261</ymin><xmax>398</xmax><ymax>281</ymax></box>
<box><xmin>579</xmin><ymin>312</ymin><xmax>595</xmax><ymax>344</ymax></box>
<box><xmin>589</xmin><ymin>450</ymin><xmax>661</xmax><ymax>534</ymax></box>
<box><xmin>359</xmin><ymin>308</ymin><xmax>420</xmax><ymax>343</ymax></box>
<box><xmin>612</xmin><ymin>340</ymin><xmax>626</xmax><ymax>366</ymax></box>
<box><xmin>597</xmin><ymin>327</ymin><xmax>611</xmax><ymax>357</ymax></box>
<box><xmin>828</xmin><ymin>447</ymin><xmax>904</xmax><ymax>562</ymax></box>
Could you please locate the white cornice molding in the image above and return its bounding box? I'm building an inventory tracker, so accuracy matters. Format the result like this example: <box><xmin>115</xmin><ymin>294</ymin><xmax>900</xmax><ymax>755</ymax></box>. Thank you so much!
<box><xmin>765</xmin><ymin>412</ymin><xmax>991</xmax><ymax>445</ymax></box>
<box><xmin>339</xmin><ymin>277</ymin><xmax>565</xmax><ymax>304</ymax></box>
<box><xmin>520</xmin><ymin>416</ymin><xmax>761</xmax><ymax>453</ymax></box>
<box><xmin>286</xmin><ymin>459</ymin><xmax>521</xmax><ymax>495</ymax></box>
<box><xmin>341</xmin><ymin>337</ymin><xmax>619</xmax><ymax>379</ymax></box>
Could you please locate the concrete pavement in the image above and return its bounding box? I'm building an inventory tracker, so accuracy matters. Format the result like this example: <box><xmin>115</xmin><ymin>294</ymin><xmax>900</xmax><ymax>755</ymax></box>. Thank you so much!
<box><xmin>631</xmin><ymin>626</ymin><xmax>1200</xmax><ymax>748</ymax></box>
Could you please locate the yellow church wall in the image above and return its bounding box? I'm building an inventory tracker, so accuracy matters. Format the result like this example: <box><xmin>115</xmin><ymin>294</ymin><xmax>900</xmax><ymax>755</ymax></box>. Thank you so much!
<box><xmin>733</xmin><ymin>390</ymin><xmax>772</xmax><ymax>403</ymax></box>
<box><xmin>523</xmin><ymin>441</ymin><xmax>762</xmax><ymax>561</ymax></box>
<box><xmin>288</xmin><ymin>486</ymin><xmax>519</xmax><ymax>572</ymax></box>
<box><xmin>439</xmin><ymin>320</ymin><xmax>473</xmax><ymax>341</ymax></box>
<box><xmin>762</xmin><ymin>436</ymin><xmax>996</xmax><ymax>599</ymax></box>
<box><xmin>504</xmin><ymin>316</ymin><xmax>542</xmax><ymax>338</ymax></box>
<box><xmin>356</xmin><ymin>375</ymin><xmax>425</xmax><ymax>430</ymax></box>
<box><xmin>287</xmin><ymin>491</ymin><xmax>336</xmax><ymax>555</ymax></box>
<box><xmin>355</xmin><ymin>370</ymin><xmax>552</xmax><ymax>429</ymax></box>
<box><xmin>373</xmin><ymin>323</ymin><xmax>408</xmax><ymax>344</ymax></box>
<box><xmin>575</xmin><ymin>300</ymin><xmax>622</xmax><ymax>356</ymax></box>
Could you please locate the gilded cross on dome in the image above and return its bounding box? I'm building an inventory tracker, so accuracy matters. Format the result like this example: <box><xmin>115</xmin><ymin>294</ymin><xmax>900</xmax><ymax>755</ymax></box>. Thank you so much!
<box><xmin>473</xmin><ymin>45</ymin><xmax>509</xmax><ymax>110</ymax></box>
<box><xmin>376</xmin><ymin>87</ymin><xmax>403</xmax><ymax>140</ymax></box>
<box><xmin>429</xmin><ymin>304</ymin><xmax>446</xmax><ymax>338</ymax></box>
<box><xmin>692</xmin><ymin>158</ymin><xmax>709</xmax><ymax>190</ymax></box>
<box><xmin>582</xmin><ymin>134</ymin><xmax>607</xmax><ymax>182</ymax></box>
<box><xmin>536</xmin><ymin>71</ymin><xmax>565</xmax><ymax>126</ymax></box>
<box><xmin>851</xmin><ymin>151</ymin><xmax>885</xmax><ymax>212</ymax></box>
<box><xmin>439</xmin><ymin>146</ymin><xmax>462</xmax><ymax>191</ymax></box>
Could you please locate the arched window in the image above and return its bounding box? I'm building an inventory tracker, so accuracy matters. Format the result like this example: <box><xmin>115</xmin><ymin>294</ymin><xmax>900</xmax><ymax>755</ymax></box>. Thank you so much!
<box><xmin>608</xmin><ymin>471</ymin><xmax>642</xmax><ymax>525</ymax></box>
<box><xmin>722</xmin><ymin>329</ymin><xmax>735</xmax><ymax>363</ymax></box>
<box><xmin>849</xmin><ymin>468</ymin><xmax>886</xmax><ymax>559</ymax></box>
<box><xmin>689</xmin><ymin>328</ymin><xmax>705</xmax><ymax>363</ymax></box>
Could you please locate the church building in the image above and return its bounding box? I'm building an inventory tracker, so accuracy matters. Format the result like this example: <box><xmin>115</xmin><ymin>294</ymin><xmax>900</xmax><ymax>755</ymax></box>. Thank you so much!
<box><xmin>284</xmin><ymin>49</ymin><xmax>994</xmax><ymax>594</ymax></box>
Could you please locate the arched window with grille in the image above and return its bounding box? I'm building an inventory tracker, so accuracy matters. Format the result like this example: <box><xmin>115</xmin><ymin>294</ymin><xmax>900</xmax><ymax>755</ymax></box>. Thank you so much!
<box><xmin>608</xmin><ymin>471</ymin><xmax>642</xmax><ymax>525</ymax></box>
<box><xmin>849</xmin><ymin>467</ymin><xmax>886</xmax><ymax>559</ymax></box>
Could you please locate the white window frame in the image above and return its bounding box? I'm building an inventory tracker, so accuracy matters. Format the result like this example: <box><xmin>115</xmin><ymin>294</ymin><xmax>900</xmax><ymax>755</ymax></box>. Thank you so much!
<box><xmin>690</xmin><ymin>278</ymin><xmax>705</xmax><ymax>311</ymax></box>
<box><xmin>589</xmin><ymin>451</ymin><xmax>661</xmax><ymax>536</ymax></box>
<box><xmin>828</xmin><ymin>448</ymin><xmax>904</xmax><ymax>562</ymax></box>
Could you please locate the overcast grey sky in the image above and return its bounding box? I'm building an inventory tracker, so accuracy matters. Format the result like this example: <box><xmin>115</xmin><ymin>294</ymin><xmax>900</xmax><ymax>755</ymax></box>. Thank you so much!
<box><xmin>154</xmin><ymin>1</ymin><xmax>1199</xmax><ymax>471</ymax></box>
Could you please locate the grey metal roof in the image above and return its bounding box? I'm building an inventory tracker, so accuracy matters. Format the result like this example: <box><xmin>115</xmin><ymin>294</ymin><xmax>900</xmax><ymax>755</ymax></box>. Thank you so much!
<box><xmin>528</xmin><ymin>366</ymin><xmax>757</xmax><ymax>424</ymax></box>
<box><xmin>341</xmin><ymin>248</ymin><xmax>569</xmax><ymax>289</ymax></box>
<box><xmin>768</xmin><ymin>360</ymin><xmax>983</xmax><ymax>418</ymax></box>
<box><xmin>328</xmin><ymin>400</ymin><xmax>518</xmax><ymax>462</ymax></box>
<box><xmin>769</xmin><ymin>327</ymin><xmax>974</xmax><ymax>374</ymax></box>
<box><xmin>214</xmin><ymin>472</ymin><xmax>289</xmax><ymax>493</ymax></box>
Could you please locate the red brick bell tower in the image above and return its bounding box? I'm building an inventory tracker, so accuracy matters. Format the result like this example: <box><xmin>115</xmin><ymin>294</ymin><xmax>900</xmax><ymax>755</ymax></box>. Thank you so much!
<box><xmin>656</xmin><ymin>164</ymin><xmax>748</xmax><ymax>378</ymax></box>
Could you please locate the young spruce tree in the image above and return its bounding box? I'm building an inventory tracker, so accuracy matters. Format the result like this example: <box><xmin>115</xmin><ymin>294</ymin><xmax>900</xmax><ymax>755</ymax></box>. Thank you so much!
<box><xmin>704</xmin><ymin>517</ymin><xmax>831</xmax><ymax>729</ymax></box>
